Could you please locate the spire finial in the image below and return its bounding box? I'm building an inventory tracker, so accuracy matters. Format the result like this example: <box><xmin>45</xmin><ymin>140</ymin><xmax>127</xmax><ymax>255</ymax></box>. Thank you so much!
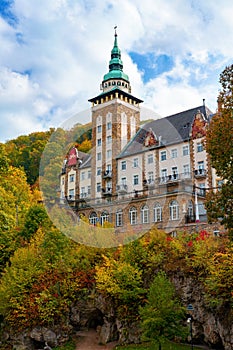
<box><xmin>114</xmin><ymin>25</ymin><xmax>117</xmax><ymax>36</ymax></box>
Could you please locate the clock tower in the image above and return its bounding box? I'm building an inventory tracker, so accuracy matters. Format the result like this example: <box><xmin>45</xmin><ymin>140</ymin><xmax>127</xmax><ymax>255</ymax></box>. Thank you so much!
<box><xmin>88</xmin><ymin>28</ymin><xmax>143</xmax><ymax>200</ymax></box>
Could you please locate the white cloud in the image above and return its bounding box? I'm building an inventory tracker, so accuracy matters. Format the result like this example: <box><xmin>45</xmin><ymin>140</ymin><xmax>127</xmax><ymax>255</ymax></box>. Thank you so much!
<box><xmin>0</xmin><ymin>0</ymin><xmax>232</xmax><ymax>142</ymax></box>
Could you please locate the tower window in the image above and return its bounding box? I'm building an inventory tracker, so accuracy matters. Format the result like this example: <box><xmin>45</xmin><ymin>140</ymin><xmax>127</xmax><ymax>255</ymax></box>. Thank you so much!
<box><xmin>97</xmin><ymin>125</ymin><xmax>102</xmax><ymax>133</ymax></box>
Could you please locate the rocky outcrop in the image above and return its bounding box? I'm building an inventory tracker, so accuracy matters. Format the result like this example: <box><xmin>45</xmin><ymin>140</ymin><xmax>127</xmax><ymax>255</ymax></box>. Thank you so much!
<box><xmin>2</xmin><ymin>278</ymin><xmax>233</xmax><ymax>350</ymax></box>
<box><xmin>171</xmin><ymin>274</ymin><xmax>233</xmax><ymax>350</ymax></box>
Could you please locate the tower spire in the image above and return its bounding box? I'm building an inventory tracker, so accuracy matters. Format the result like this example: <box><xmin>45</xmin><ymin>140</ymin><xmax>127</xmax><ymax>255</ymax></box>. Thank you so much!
<box><xmin>102</xmin><ymin>28</ymin><xmax>130</xmax><ymax>92</ymax></box>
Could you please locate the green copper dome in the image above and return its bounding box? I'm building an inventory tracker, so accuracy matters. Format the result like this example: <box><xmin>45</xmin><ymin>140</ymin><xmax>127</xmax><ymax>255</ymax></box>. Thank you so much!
<box><xmin>103</xmin><ymin>30</ymin><xmax>129</xmax><ymax>82</ymax></box>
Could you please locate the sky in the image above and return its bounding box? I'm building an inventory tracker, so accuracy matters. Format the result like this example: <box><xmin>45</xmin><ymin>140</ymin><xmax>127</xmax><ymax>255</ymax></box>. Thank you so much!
<box><xmin>0</xmin><ymin>0</ymin><xmax>233</xmax><ymax>143</ymax></box>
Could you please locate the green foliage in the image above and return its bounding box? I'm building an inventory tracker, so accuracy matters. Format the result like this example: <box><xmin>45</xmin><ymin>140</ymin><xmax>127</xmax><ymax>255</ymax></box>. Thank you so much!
<box><xmin>116</xmin><ymin>341</ymin><xmax>192</xmax><ymax>349</ymax></box>
<box><xmin>139</xmin><ymin>272</ymin><xmax>187</xmax><ymax>347</ymax></box>
<box><xmin>96</xmin><ymin>256</ymin><xmax>145</xmax><ymax>305</ymax></box>
<box><xmin>204</xmin><ymin>246</ymin><xmax>233</xmax><ymax>307</ymax></box>
<box><xmin>20</xmin><ymin>204</ymin><xmax>50</xmax><ymax>241</ymax></box>
<box><xmin>5</xmin><ymin>130</ymin><xmax>53</xmax><ymax>185</ymax></box>
<box><xmin>206</xmin><ymin>64</ymin><xmax>233</xmax><ymax>232</ymax></box>
<box><xmin>52</xmin><ymin>340</ymin><xmax>76</xmax><ymax>350</ymax></box>
<box><xmin>0</xmin><ymin>224</ymin><xmax>232</xmax><ymax>337</ymax></box>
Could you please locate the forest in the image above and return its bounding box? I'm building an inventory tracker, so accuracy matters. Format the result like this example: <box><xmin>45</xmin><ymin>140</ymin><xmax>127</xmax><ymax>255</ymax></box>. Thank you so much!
<box><xmin>0</xmin><ymin>65</ymin><xmax>232</xmax><ymax>349</ymax></box>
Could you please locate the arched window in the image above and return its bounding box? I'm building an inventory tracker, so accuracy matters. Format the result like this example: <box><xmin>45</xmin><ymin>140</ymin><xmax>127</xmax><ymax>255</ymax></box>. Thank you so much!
<box><xmin>169</xmin><ymin>200</ymin><xmax>179</xmax><ymax>220</ymax></box>
<box><xmin>141</xmin><ymin>205</ymin><xmax>149</xmax><ymax>224</ymax></box>
<box><xmin>100</xmin><ymin>211</ymin><xmax>109</xmax><ymax>226</ymax></box>
<box><xmin>129</xmin><ymin>207</ymin><xmax>137</xmax><ymax>225</ymax></box>
<box><xmin>154</xmin><ymin>202</ymin><xmax>162</xmax><ymax>222</ymax></box>
<box><xmin>89</xmin><ymin>212</ymin><xmax>98</xmax><ymax>226</ymax></box>
<box><xmin>116</xmin><ymin>209</ymin><xmax>123</xmax><ymax>227</ymax></box>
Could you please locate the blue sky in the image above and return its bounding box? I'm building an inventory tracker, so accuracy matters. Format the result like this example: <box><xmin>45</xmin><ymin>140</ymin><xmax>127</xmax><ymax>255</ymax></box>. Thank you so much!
<box><xmin>0</xmin><ymin>0</ymin><xmax>232</xmax><ymax>142</ymax></box>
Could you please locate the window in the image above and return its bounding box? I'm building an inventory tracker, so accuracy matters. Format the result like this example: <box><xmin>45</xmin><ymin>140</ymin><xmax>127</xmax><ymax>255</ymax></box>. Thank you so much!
<box><xmin>183</xmin><ymin>164</ymin><xmax>190</xmax><ymax>176</ymax></box>
<box><xmin>107</xmin><ymin>122</ymin><xmax>112</xmax><ymax>130</ymax></box>
<box><xmin>198</xmin><ymin>161</ymin><xmax>204</xmax><ymax>170</ymax></box>
<box><xmin>199</xmin><ymin>183</ymin><xmax>206</xmax><ymax>196</ymax></box>
<box><xmin>69</xmin><ymin>189</ymin><xmax>74</xmax><ymax>199</ymax></box>
<box><xmin>169</xmin><ymin>200</ymin><xmax>179</xmax><ymax>220</ymax></box>
<box><xmin>107</xmin><ymin>149</ymin><xmax>112</xmax><ymax>159</ymax></box>
<box><xmin>197</xmin><ymin>161</ymin><xmax>205</xmax><ymax>175</ymax></box>
<box><xmin>97</xmin><ymin>125</ymin><xmax>102</xmax><ymax>133</ymax></box>
<box><xmin>61</xmin><ymin>177</ymin><xmax>65</xmax><ymax>185</ymax></box>
<box><xmin>69</xmin><ymin>174</ymin><xmax>75</xmax><ymax>182</ymax></box>
<box><xmin>171</xmin><ymin>166</ymin><xmax>178</xmax><ymax>179</ymax></box>
<box><xmin>129</xmin><ymin>207</ymin><xmax>137</xmax><ymax>225</ymax></box>
<box><xmin>97</xmin><ymin>167</ymin><xmax>101</xmax><ymax>176</ymax></box>
<box><xmin>160</xmin><ymin>150</ymin><xmax>167</xmax><ymax>161</ymax></box>
<box><xmin>183</xmin><ymin>145</ymin><xmax>189</xmax><ymax>156</ymax></box>
<box><xmin>80</xmin><ymin>187</ymin><xmax>85</xmax><ymax>197</ymax></box>
<box><xmin>141</xmin><ymin>205</ymin><xmax>149</xmax><ymax>224</ymax></box>
<box><xmin>121</xmin><ymin>160</ymin><xmax>126</xmax><ymax>170</ymax></box>
<box><xmin>171</xmin><ymin>149</ymin><xmax>177</xmax><ymax>158</ymax></box>
<box><xmin>121</xmin><ymin>177</ymin><xmax>126</xmax><ymax>185</ymax></box>
<box><xmin>148</xmin><ymin>154</ymin><xmax>153</xmax><ymax>164</ymax></box>
<box><xmin>188</xmin><ymin>200</ymin><xmax>193</xmax><ymax>217</ymax></box>
<box><xmin>154</xmin><ymin>203</ymin><xmax>162</xmax><ymax>222</ymax></box>
<box><xmin>133</xmin><ymin>158</ymin><xmax>139</xmax><ymax>168</ymax></box>
<box><xmin>97</xmin><ymin>152</ymin><xmax>101</xmax><ymax>161</ymax></box>
<box><xmin>97</xmin><ymin>138</ymin><xmax>102</xmax><ymax>146</ymax></box>
<box><xmin>89</xmin><ymin>212</ymin><xmax>98</xmax><ymax>225</ymax></box>
<box><xmin>88</xmin><ymin>170</ymin><xmax>91</xmax><ymax>179</ymax></box>
<box><xmin>107</xmin><ymin>135</ymin><xmax>112</xmax><ymax>144</ymax></box>
<box><xmin>97</xmin><ymin>183</ymin><xmax>101</xmax><ymax>192</ymax></box>
<box><xmin>87</xmin><ymin>185</ymin><xmax>91</xmax><ymax>195</ymax></box>
<box><xmin>197</xmin><ymin>142</ymin><xmax>203</xmax><ymax>152</ymax></box>
<box><xmin>148</xmin><ymin>171</ymin><xmax>154</xmax><ymax>183</ymax></box>
<box><xmin>116</xmin><ymin>210</ymin><xmax>123</xmax><ymax>227</ymax></box>
<box><xmin>81</xmin><ymin>172</ymin><xmax>85</xmax><ymax>181</ymax></box>
<box><xmin>100</xmin><ymin>211</ymin><xmax>109</xmax><ymax>226</ymax></box>
<box><xmin>133</xmin><ymin>175</ymin><xmax>139</xmax><ymax>185</ymax></box>
<box><xmin>161</xmin><ymin>169</ymin><xmax>167</xmax><ymax>182</ymax></box>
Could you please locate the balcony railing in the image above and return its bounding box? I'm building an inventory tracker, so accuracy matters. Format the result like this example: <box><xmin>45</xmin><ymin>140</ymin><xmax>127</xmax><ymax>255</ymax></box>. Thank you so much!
<box><xmin>194</xmin><ymin>169</ymin><xmax>206</xmax><ymax>178</ymax></box>
<box><xmin>159</xmin><ymin>172</ymin><xmax>191</xmax><ymax>185</ymax></box>
<box><xmin>102</xmin><ymin>187</ymin><xmax>112</xmax><ymax>196</ymax></box>
<box><xmin>116</xmin><ymin>184</ymin><xmax>128</xmax><ymax>193</ymax></box>
<box><xmin>103</xmin><ymin>170</ymin><xmax>112</xmax><ymax>179</ymax></box>
<box><xmin>143</xmin><ymin>179</ymin><xmax>156</xmax><ymax>188</ymax></box>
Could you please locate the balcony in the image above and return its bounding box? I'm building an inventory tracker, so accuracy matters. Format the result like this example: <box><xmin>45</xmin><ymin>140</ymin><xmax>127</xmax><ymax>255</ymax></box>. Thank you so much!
<box><xmin>159</xmin><ymin>174</ymin><xmax>179</xmax><ymax>185</ymax></box>
<box><xmin>159</xmin><ymin>172</ymin><xmax>192</xmax><ymax>185</ymax></box>
<box><xmin>102</xmin><ymin>187</ymin><xmax>112</xmax><ymax>196</ymax></box>
<box><xmin>116</xmin><ymin>184</ymin><xmax>128</xmax><ymax>193</ymax></box>
<box><xmin>143</xmin><ymin>179</ymin><xmax>156</xmax><ymax>189</ymax></box>
<box><xmin>103</xmin><ymin>170</ymin><xmax>112</xmax><ymax>179</ymax></box>
<box><xmin>194</xmin><ymin>169</ymin><xmax>206</xmax><ymax>178</ymax></box>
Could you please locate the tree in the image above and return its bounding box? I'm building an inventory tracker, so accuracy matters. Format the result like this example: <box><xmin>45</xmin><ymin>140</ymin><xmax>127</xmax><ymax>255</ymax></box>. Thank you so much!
<box><xmin>206</xmin><ymin>64</ymin><xmax>233</xmax><ymax>236</ymax></box>
<box><xmin>139</xmin><ymin>271</ymin><xmax>187</xmax><ymax>350</ymax></box>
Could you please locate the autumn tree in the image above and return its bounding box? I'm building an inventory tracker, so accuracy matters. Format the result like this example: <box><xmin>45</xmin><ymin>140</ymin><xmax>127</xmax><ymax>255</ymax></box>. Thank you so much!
<box><xmin>206</xmin><ymin>64</ymin><xmax>233</xmax><ymax>236</ymax></box>
<box><xmin>139</xmin><ymin>272</ymin><xmax>187</xmax><ymax>350</ymax></box>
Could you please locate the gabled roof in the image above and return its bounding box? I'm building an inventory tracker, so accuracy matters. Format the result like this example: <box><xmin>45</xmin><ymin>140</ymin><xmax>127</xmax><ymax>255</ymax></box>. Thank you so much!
<box><xmin>79</xmin><ymin>153</ymin><xmax>91</xmax><ymax>168</ymax></box>
<box><xmin>117</xmin><ymin>105</ymin><xmax>213</xmax><ymax>159</ymax></box>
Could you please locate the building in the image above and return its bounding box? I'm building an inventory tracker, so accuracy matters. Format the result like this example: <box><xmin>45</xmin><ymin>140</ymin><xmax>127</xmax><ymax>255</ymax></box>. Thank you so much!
<box><xmin>60</xmin><ymin>30</ymin><xmax>219</xmax><ymax>235</ymax></box>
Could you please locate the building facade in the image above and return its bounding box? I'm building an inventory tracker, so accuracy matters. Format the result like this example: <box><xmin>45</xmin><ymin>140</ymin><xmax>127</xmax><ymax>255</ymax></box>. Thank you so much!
<box><xmin>60</xmin><ymin>31</ymin><xmax>219</xmax><ymax>234</ymax></box>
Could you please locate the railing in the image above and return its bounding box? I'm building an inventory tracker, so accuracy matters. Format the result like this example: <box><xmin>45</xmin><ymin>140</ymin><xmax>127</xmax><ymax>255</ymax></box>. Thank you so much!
<box><xmin>194</xmin><ymin>169</ymin><xmax>206</xmax><ymax>178</ymax></box>
<box><xmin>102</xmin><ymin>187</ymin><xmax>112</xmax><ymax>196</ymax></box>
<box><xmin>103</xmin><ymin>170</ymin><xmax>112</xmax><ymax>179</ymax></box>
<box><xmin>116</xmin><ymin>184</ymin><xmax>128</xmax><ymax>193</ymax></box>
<box><xmin>158</xmin><ymin>172</ymin><xmax>192</xmax><ymax>184</ymax></box>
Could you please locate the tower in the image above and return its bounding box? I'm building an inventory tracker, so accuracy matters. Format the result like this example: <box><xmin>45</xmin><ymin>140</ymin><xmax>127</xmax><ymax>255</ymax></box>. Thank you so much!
<box><xmin>88</xmin><ymin>28</ymin><xmax>143</xmax><ymax>200</ymax></box>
